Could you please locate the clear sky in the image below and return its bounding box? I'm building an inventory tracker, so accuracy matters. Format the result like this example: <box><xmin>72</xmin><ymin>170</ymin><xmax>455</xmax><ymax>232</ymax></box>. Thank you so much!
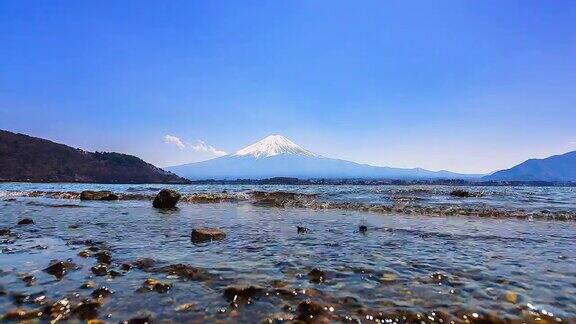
<box><xmin>1</xmin><ymin>1</ymin><xmax>575</xmax><ymax>173</ymax></box>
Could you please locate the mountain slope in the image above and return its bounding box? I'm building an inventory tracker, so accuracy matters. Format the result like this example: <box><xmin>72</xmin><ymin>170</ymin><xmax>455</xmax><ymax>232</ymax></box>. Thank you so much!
<box><xmin>484</xmin><ymin>151</ymin><xmax>576</xmax><ymax>182</ymax></box>
<box><xmin>0</xmin><ymin>129</ymin><xmax>189</xmax><ymax>183</ymax></box>
<box><xmin>167</xmin><ymin>135</ymin><xmax>480</xmax><ymax>180</ymax></box>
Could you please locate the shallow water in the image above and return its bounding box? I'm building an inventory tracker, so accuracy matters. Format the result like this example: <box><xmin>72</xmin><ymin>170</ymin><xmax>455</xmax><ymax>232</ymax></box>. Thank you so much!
<box><xmin>1</xmin><ymin>183</ymin><xmax>575</xmax><ymax>322</ymax></box>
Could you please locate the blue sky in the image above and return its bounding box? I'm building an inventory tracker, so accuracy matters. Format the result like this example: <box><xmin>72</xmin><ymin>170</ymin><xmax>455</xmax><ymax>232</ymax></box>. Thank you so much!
<box><xmin>1</xmin><ymin>1</ymin><xmax>575</xmax><ymax>173</ymax></box>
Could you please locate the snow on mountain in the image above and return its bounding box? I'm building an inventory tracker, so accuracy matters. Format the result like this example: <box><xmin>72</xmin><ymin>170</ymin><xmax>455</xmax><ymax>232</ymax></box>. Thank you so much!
<box><xmin>166</xmin><ymin>134</ymin><xmax>480</xmax><ymax>180</ymax></box>
<box><xmin>233</xmin><ymin>135</ymin><xmax>318</xmax><ymax>158</ymax></box>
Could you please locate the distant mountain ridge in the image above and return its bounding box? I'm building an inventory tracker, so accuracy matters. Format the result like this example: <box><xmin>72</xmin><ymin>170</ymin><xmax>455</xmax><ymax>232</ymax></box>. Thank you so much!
<box><xmin>167</xmin><ymin>135</ymin><xmax>481</xmax><ymax>180</ymax></box>
<box><xmin>484</xmin><ymin>150</ymin><xmax>576</xmax><ymax>182</ymax></box>
<box><xmin>0</xmin><ymin>129</ymin><xmax>189</xmax><ymax>183</ymax></box>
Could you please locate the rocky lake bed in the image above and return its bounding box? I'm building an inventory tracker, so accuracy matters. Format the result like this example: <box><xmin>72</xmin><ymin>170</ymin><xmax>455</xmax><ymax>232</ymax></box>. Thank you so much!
<box><xmin>1</xmin><ymin>184</ymin><xmax>575</xmax><ymax>323</ymax></box>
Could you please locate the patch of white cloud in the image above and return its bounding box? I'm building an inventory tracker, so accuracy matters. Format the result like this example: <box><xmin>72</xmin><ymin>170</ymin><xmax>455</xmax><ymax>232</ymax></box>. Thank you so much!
<box><xmin>163</xmin><ymin>135</ymin><xmax>227</xmax><ymax>157</ymax></box>
<box><xmin>164</xmin><ymin>135</ymin><xmax>186</xmax><ymax>150</ymax></box>
<box><xmin>191</xmin><ymin>140</ymin><xmax>227</xmax><ymax>156</ymax></box>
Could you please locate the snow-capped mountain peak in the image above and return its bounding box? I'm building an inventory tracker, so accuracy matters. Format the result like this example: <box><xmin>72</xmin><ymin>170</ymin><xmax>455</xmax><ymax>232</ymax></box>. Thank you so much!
<box><xmin>232</xmin><ymin>134</ymin><xmax>318</xmax><ymax>158</ymax></box>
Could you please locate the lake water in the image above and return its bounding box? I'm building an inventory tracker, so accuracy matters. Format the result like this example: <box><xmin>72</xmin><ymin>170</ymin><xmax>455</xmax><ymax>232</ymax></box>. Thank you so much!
<box><xmin>1</xmin><ymin>183</ymin><xmax>575</xmax><ymax>323</ymax></box>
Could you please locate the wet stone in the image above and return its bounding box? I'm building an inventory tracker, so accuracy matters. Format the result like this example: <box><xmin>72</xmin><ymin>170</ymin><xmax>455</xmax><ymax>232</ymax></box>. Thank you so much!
<box><xmin>91</xmin><ymin>287</ymin><xmax>113</xmax><ymax>299</ymax></box>
<box><xmin>80</xmin><ymin>190</ymin><xmax>119</xmax><ymax>201</ymax></box>
<box><xmin>504</xmin><ymin>291</ymin><xmax>518</xmax><ymax>303</ymax></box>
<box><xmin>3</xmin><ymin>308</ymin><xmax>44</xmax><ymax>320</ymax></box>
<box><xmin>43</xmin><ymin>260</ymin><xmax>77</xmax><ymax>279</ymax></box>
<box><xmin>297</xmin><ymin>226</ymin><xmax>309</xmax><ymax>234</ymax></box>
<box><xmin>22</xmin><ymin>275</ymin><xmax>36</xmax><ymax>286</ymax></box>
<box><xmin>450</xmin><ymin>189</ymin><xmax>475</xmax><ymax>198</ymax></box>
<box><xmin>152</xmin><ymin>189</ymin><xmax>181</xmax><ymax>209</ymax></box>
<box><xmin>308</xmin><ymin>268</ymin><xmax>326</xmax><ymax>283</ymax></box>
<box><xmin>78</xmin><ymin>250</ymin><xmax>91</xmax><ymax>258</ymax></box>
<box><xmin>142</xmin><ymin>278</ymin><xmax>171</xmax><ymax>293</ymax></box>
<box><xmin>296</xmin><ymin>300</ymin><xmax>329</xmax><ymax>322</ymax></box>
<box><xmin>0</xmin><ymin>228</ymin><xmax>10</xmax><ymax>236</ymax></box>
<box><xmin>49</xmin><ymin>297</ymin><xmax>72</xmax><ymax>320</ymax></box>
<box><xmin>17</xmin><ymin>218</ymin><xmax>34</xmax><ymax>225</ymax></box>
<box><xmin>109</xmin><ymin>270</ymin><xmax>123</xmax><ymax>277</ymax></box>
<box><xmin>121</xmin><ymin>315</ymin><xmax>152</xmax><ymax>324</ymax></box>
<box><xmin>120</xmin><ymin>263</ymin><xmax>133</xmax><ymax>272</ymax></box>
<box><xmin>174</xmin><ymin>303</ymin><xmax>195</xmax><ymax>312</ymax></box>
<box><xmin>80</xmin><ymin>281</ymin><xmax>96</xmax><ymax>289</ymax></box>
<box><xmin>429</xmin><ymin>272</ymin><xmax>450</xmax><ymax>284</ymax></box>
<box><xmin>156</xmin><ymin>264</ymin><xmax>211</xmax><ymax>281</ymax></box>
<box><xmin>132</xmin><ymin>258</ymin><xmax>155</xmax><ymax>270</ymax></box>
<box><xmin>91</xmin><ymin>264</ymin><xmax>108</xmax><ymax>276</ymax></box>
<box><xmin>223</xmin><ymin>286</ymin><xmax>264</xmax><ymax>304</ymax></box>
<box><xmin>191</xmin><ymin>227</ymin><xmax>226</xmax><ymax>243</ymax></box>
<box><xmin>94</xmin><ymin>250</ymin><xmax>112</xmax><ymax>264</ymax></box>
<box><xmin>73</xmin><ymin>300</ymin><xmax>101</xmax><ymax>320</ymax></box>
<box><xmin>359</xmin><ymin>225</ymin><xmax>368</xmax><ymax>233</ymax></box>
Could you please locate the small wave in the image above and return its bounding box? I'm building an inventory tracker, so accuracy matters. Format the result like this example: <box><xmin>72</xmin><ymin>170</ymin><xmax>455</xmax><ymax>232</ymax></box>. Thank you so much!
<box><xmin>2</xmin><ymin>189</ymin><xmax>574</xmax><ymax>221</ymax></box>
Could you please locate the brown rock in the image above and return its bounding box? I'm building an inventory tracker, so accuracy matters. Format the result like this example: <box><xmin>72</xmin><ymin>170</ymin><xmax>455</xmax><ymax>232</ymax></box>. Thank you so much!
<box><xmin>94</xmin><ymin>250</ymin><xmax>112</xmax><ymax>264</ymax></box>
<box><xmin>17</xmin><ymin>218</ymin><xmax>34</xmax><ymax>225</ymax></box>
<box><xmin>156</xmin><ymin>264</ymin><xmax>211</xmax><ymax>281</ymax></box>
<box><xmin>152</xmin><ymin>189</ymin><xmax>181</xmax><ymax>208</ymax></box>
<box><xmin>80</xmin><ymin>191</ymin><xmax>119</xmax><ymax>201</ymax></box>
<box><xmin>3</xmin><ymin>308</ymin><xmax>43</xmax><ymax>320</ymax></box>
<box><xmin>308</xmin><ymin>268</ymin><xmax>326</xmax><ymax>283</ymax></box>
<box><xmin>91</xmin><ymin>264</ymin><xmax>108</xmax><ymax>276</ymax></box>
<box><xmin>43</xmin><ymin>260</ymin><xmax>77</xmax><ymax>279</ymax></box>
<box><xmin>223</xmin><ymin>286</ymin><xmax>264</xmax><ymax>303</ymax></box>
<box><xmin>191</xmin><ymin>227</ymin><xmax>226</xmax><ymax>243</ymax></box>
<box><xmin>91</xmin><ymin>287</ymin><xmax>113</xmax><ymax>299</ymax></box>
<box><xmin>296</xmin><ymin>300</ymin><xmax>328</xmax><ymax>322</ymax></box>
<box><xmin>121</xmin><ymin>315</ymin><xmax>152</xmax><ymax>324</ymax></box>
<box><xmin>73</xmin><ymin>300</ymin><xmax>101</xmax><ymax>320</ymax></box>
<box><xmin>142</xmin><ymin>278</ymin><xmax>171</xmax><ymax>293</ymax></box>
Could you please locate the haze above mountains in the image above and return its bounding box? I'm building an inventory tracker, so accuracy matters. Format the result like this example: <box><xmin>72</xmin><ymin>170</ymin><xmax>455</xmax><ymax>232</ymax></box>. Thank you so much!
<box><xmin>1</xmin><ymin>129</ymin><xmax>575</xmax><ymax>183</ymax></box>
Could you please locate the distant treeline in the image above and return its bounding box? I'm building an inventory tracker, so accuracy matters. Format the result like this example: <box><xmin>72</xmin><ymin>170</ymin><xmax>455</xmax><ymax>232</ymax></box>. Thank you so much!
<box><xmin>189</xmin><ymin>177</ymin><xmax>576</xmax><ymax>187</ymax></box>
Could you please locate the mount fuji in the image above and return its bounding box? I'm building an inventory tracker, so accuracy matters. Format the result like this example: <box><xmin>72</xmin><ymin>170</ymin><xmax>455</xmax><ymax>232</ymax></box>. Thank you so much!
<box><xmin>166</xmin><ymin>135</ymin><xmax>480</xmax><ymax>180</ymax></box>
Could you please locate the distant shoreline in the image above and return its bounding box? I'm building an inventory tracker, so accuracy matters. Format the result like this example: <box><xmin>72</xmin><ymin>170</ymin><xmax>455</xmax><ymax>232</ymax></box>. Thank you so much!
<box><xmin>1</xmin><ymin>178</ymin><xmax>575</xmax><ymax>187</ymax></box>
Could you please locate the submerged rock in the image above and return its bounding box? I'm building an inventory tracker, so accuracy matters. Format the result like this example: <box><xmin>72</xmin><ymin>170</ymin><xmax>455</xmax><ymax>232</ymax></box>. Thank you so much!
<box><xmin>91</xmin><ymin>287</ymin><xmax>113</xmax><ymax>299</ymax></box>
<box><xmin>191</xmin><ymin>227</ymin><xmax>226</xmax><ymax>243</ymax></box>
<box><xmin>156</xmin><ymin>264</ymin><xmax>211</xmax><ymax>281</ymax></box>
<box><xmin>296</xmin><ymin>300</ymin><xmax>328</xmax><ymax>322</ymax></box>
<box><xmin>308</xmin><ymin>268</ymin><xmax>326</xmax><ymax>283</ymax></box>
<box><xmin>80</xmin><ymin>190</ymin><xmax>119</xmax><ymax>201</ymax></box>
<box><xmin>120</xmin><ymin>263</ymin><xmax>133</xmax><ymax>272</ymax></box>
<box><xmin>152</xmin><ymin>189</ymin><xmax>181</xmax><ymax>209</ymax></box>
<box><xmin>223</xmin><ymin>286</ymin><xmax>264</xmax><ymax>303</ymax></box>
<box><xmin>132</xmin><ymin>258</ymin><xmax>155</xmax><ymax>270</ymax></box>
<box><xmin>359</xmin><ymin>225</ymin><xmax>368</xmax><ymax>233</ymax></box>
<box><xmin>73</xmin><ymin>300</ymin><xmax>101</xmax><ymax>320</ymax></box>
<box><xmin>94</xmin><ymin>250</ymin><xmax>112</xmax><ymax>264</ymax></box>
<box><xmin>0</xmin><ymin>228</ymin><xmax>10</xmax><ymax>236</ymax></box>
<box><xmin>3</xmin><ymin>308</ymin><xmax>44</xmax><ymax>321</ymax></box>
<box><xmin>22</xmin><ymin>275</ymin><xmax>36</xmax><ymax>286</ymax></box>
<box><xmin>17</xmin><ymin>218</ymin><xmax>34</xmax><ymax>225</ymax></box>
<box><xmin>297</xmin><ymin>226</ymin><xmax>310</xmax><ymax>234</ymax></box>
<box><xmin>121</xmin><ymin>315</ymin><xmax>152</xmax><ymax>324</ymax></box>
<box><xmin>80</xmin><ymin>281</ymin><xmax>96</xmax><ymax>289</ymax></box>
<box><xmin>141</xmin><ymin>278</ymin><xmax>171</xmax><ymax>293</ymax></box>
<box><xmin>450</xmin><ymin>189</ymin><xmax>475</xmax><ymax>198</ymax></box>
<box><xmin>504</xmin><ymin>290</ymin><xmax>518</xmax><ymax>303</ymax></box>
<box><xmin>174</xmin><ymin>303</ymin><xmax>195</xmax><ymax>312</ymax></box>
<box><xmin>91</xmin><ymin>264</ymin><xmax>108</xmax><ymax>276</ymax></box>
<box><xmin>43</xmin><ymin>260</ymin><xmax>77</xmax><ymax>279</ymax></box>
